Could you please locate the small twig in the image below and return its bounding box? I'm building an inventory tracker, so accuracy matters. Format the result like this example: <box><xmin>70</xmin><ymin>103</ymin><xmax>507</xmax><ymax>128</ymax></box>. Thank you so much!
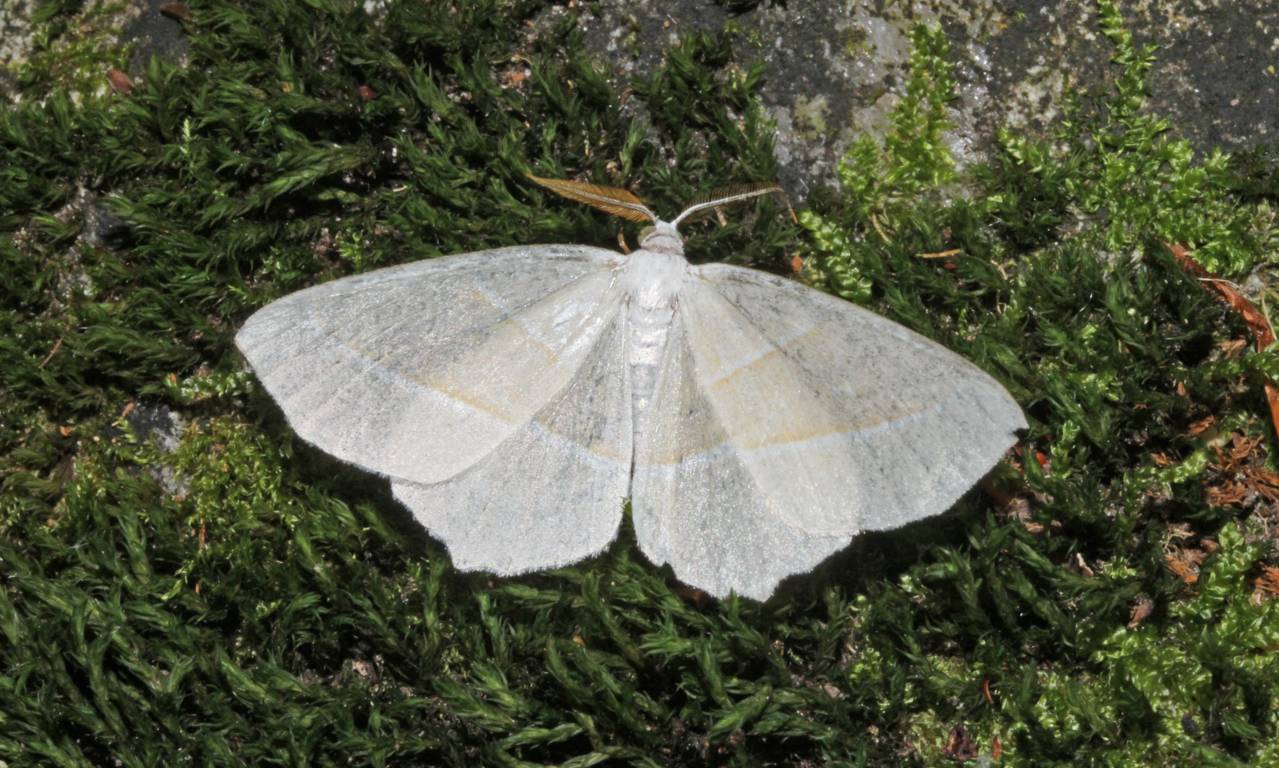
<box><xmin>1198</xmin><ymin>276</ymin><xmax>1243</xmax><ymax>290</ymax></box>
<box><xmin>616</xmin><ymin>230</ymin><xmax>630</xmax><ymax>254</ymax></box>
<box><xmin>38</xmin><ymin>338</ymin><xmax>63</xmax><ymax>369</ymax></box>
<box><xmin>918</xmin><ymin>248</ymin><xmax>963</xmax><ymax>259</ymax></box>
<box><xmin>869</xmin><ymin>213</ymin><xmax>890</xmax><ymax>243</ymax></box>
<box><xmin>782</xmin><ymin>195</ymin><xmax>798</xmax><ymax>225</ymax></box>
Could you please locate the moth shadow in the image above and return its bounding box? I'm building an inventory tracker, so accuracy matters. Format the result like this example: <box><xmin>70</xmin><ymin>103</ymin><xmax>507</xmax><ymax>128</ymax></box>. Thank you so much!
<box><xmin>767</xmin><ymin>496</ymin><xmax>988</xmax><ymax>605</ymax></box>
<box><xmin>244</xmin><ymin>384</ymin><xmax>440</xmax><ymax>557</ymax></box>
<box><xmin>278</xmin><ymin>447</ymin><xmax>514</xmax><ymax>599</ymax></box>
<box><xmin>247</xmin><ymin>382</ymin><xmax>995</xmax><ymax>603</ymax></box>
<box><xmin>617</xmin><ymin>493</ymin><xmax>991</xmax><ymax>608</ymax></box>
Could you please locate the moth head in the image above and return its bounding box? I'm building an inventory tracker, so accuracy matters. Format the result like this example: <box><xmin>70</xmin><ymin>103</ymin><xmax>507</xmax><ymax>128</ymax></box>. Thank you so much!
<box><xmin>637</xmin><ymin>221</ymin><xmax>684</xmax><ymax>255</ymax></box>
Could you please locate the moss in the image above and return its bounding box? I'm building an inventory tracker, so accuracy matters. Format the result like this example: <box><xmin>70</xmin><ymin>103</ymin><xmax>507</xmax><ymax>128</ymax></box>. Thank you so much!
<box><xmin>4</xmin><ymin>0</ymin><xmax>137</xmax><ymax>101</ymax></box>
<box><xmin>2</xmin><ymin>0</ymin><xmax>1278</xmax><ymax>765</ymax></box>
<box><xmin>791</xmin><ymin>94</ymin><xmax>829</xmax><ymax>141</ymax></box>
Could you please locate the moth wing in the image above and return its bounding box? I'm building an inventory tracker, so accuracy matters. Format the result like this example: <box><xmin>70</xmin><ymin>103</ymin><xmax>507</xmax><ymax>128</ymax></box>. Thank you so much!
<box><xmin>630</xmin><ymin>310</ymin><xmax>852</xmax><ymax>600</ymax></box>
<box><xmin>235</xmin><ymin>244</ymin><xmax>626</xmax><ymax>485</ymax></box>
<box><xmin>391</xmin><ymin>310</ymin><xmax>632</xmax><ymax>574</ymax></box>
<box><xmin>631</xmin><ymin>264</ymin><xmax>1025</xmax><ymax>599</ymax></box>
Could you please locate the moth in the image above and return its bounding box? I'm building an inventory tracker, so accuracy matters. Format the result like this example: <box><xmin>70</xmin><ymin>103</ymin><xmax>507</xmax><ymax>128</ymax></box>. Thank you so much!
<box><xmin>236</xmin><ymin>177</ymin><xmax>1026</xmax><ymax>599</ymax></box>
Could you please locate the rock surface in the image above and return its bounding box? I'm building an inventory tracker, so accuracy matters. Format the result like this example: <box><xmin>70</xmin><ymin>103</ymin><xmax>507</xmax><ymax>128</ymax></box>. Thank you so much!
<box><xmin>3</xmin><ymin>1</ymin><xmax>1275</xmax><ymax>197</ymax></box>
<box><xmin>573</xmin><ymin>0</ymin><xmax>1279</xmax><ymax>197</ymax></box>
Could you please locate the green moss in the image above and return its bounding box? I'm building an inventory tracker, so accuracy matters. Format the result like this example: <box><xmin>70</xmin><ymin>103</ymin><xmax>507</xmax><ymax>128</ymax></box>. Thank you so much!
<box><xmin>791</xmin><ymin>94</ymin><xmax>830</xmax><ymax>140</ymax></box>
<box><xmin>2</xmin><ymin>0</ymin><xmax>1278</xmax><ymax>765</ymax></box>
<box><xmin>5</xmin><ymin>0</ymin><xmax>136</xmax><ymax>100</ymax></box>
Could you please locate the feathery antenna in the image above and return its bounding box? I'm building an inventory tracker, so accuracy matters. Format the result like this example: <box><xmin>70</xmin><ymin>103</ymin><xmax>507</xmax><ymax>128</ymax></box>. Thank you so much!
<box><xmin>527</xmin><ymin>175</ymin><xmax>657</xmax><ymax>224</ymax></box>
<box><xmin>671</xmin><ymin>182</ymin><xmax>792</xmax><ymax>227</ymax></box>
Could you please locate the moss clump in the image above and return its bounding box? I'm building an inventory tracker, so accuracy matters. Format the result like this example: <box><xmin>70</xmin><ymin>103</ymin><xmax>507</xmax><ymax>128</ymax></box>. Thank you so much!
<box><xmin>3</xmin><ymin>0</ymin><xmax>136</xmax><ymax>101</ymax></box>
<box><xmin>2</xmin><ymin>0</ymin><xmax>1277</xmax><ymax>765</ymax></box>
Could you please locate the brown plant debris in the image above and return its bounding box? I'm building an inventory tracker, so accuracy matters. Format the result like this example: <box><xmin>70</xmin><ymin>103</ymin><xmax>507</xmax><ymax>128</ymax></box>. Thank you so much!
<box><xmin>1127</xmin><ymin>595</ymin><xmax>1154</xmax><ymax>628</ymax></box>
<box><xmin>1165</xmin><ymin>547</ymin><xmax>1206</xmax><ymax>586</ymax></box>
<box><xmin>1203</xmin><ymin>432</ymin><xmax>1279</xmax><ymax>508</ymax></box>
<box><xmin>943</xmin><ymin>724</ymin><xmax>979</xmax><ymax>761</ymax></box>
<box><xmin>1251</xmin><ymin>565</ymin><xmax>1279</xmax><ymax>605</ymax></box>
<box><xmin>1169</xmin><ymin>243</ymin><xmax>1279</xmax><ymax>442</ymax></box>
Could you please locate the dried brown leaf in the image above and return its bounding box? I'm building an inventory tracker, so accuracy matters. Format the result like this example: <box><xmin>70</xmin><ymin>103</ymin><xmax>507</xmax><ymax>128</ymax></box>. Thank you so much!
<box><xmin>943</xmin><ymin>725</ymin><xmax>979</xmax><ymax>761</ymax></box>
<box><xmin>1127</xmin><ymin>595</ymin><xmax>1154</xmax><ymax>628</ymax></box>
<box><xmin>1186</xmin><ymin>415</ymin><xmax>1217</xmax><ymax>437</ymax></box>
<box><xmin>1205</xmin><ymin>482</ymin><xmax>1247</xmax><ymax>507</ymax></box>
<box><xmin>1217</xmin><ymin>338</ymin><xmax>1248</xmax><ymax>357</ymax></box>
<box><xmin>1252</xmin><ymin>565</ymin><xmax>1279</xmax><ymax>602</ymax></box>
<box><xmin>160</xmin><ymin>2</ymin><xmax>191</xmax><ymax>21</ymax></box>
<box><xmin>1170</xmin><ymin>243</ymin><xmax>1279</xmax><ymax>441</ymax></box>
<box><xmin>1243</xmin><ymin>466</ymin><xmax>1279</xmax><ymax>502</ymax></box>
<box><xmin>107</xmin><ymin>68</ymin><xmax>133</xmax><ymax>94</ymax></box>
<box><xmin>1166</xmin><ymin>547</ymin><xmax>1205</xmax><ymax>585</ymax></box>
<box><xmin>1230</xmin><ymin>434</ymin><xmax>1262</xmax><ymax>464</ymax></box>
<box><xmin>499</xmin><ymin>65</ymin><xmax>530</xmax><ymax>89</ymax></box>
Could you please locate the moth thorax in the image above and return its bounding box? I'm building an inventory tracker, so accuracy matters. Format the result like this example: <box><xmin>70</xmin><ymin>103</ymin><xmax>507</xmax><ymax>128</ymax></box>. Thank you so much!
<box><xmin>622</xmin><ymin>245</ymin><xmax>687</xmax><ymax>309</ymax></box>
<box><xmin>638</xmin><ymin>221</ymin><xmax>684</xmax><ymax>256</ymax></box>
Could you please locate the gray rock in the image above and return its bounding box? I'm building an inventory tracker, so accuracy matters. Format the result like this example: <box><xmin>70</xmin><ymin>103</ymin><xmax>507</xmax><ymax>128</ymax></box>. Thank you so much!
<box><xmin>573</xmin><ymin>0</ymin><xmax>1279</xmax><ymax>198</ymax></box>
<box><xmin>78</xmin><ymin>188</ymin><xmax>131</xmax><ymax>249</ymax></box>
<box><xmin>125</xmin><ymin>402</ymin><xmax>190</xmax><ymax>496</ymax></box>
<box><xmin>122</xmin><ymin>0</ymin><xmax>190</xmax><ymax>76</ymax></box>
<box><xmin>126</xmin><ymin>402</ymin><xmax>186</xmax><ymax>454</ymax></box>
